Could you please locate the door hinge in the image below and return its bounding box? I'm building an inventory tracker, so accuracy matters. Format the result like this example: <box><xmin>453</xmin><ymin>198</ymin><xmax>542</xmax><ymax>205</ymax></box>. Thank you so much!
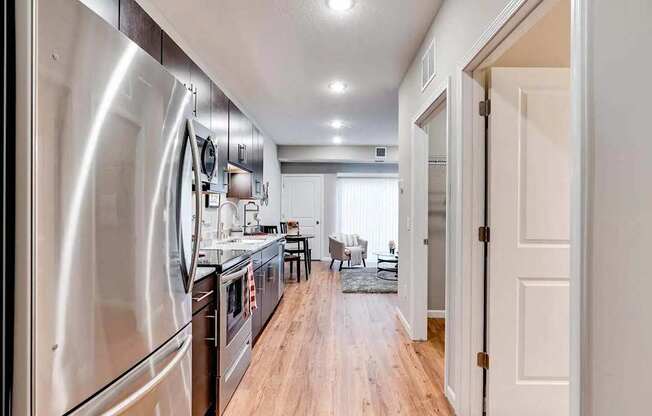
<box><xmin>478</xmin><ymin>226</ymin><xmax>490</xmax><ymax>243</ymax></box>
<box><xmin>483</xmin><ymin>397</ymin><xmax>488</xmax><ymax>414</ymax></box>
<box><xmin>479</xmin><ymin>99</ymin><xmax>491</xmax><ymax>117</ymax></box>
<box><xmin>477</xmin><ymin>351</ymin><xmax>489</xmax><ymax>369</ymax></box>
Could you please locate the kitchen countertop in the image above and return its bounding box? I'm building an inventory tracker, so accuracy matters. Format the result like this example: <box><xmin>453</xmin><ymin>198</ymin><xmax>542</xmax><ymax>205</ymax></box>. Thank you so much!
<box><xmin>197</xmin><ymin>234</ymin><xmax>285</xmax><ymax>273</ymax></box>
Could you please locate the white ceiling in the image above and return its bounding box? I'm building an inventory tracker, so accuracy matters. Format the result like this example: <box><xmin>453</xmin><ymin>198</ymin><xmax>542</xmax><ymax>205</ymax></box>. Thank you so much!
<box><xmin>149</xmin><ymin>0</ymin><xmax>442</xmax><ymax>145</ymax></box>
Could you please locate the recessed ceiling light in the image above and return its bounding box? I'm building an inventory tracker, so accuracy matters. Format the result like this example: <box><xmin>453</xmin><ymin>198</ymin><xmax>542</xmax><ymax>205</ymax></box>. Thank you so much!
<box><xmin>327</xmin><ymin>0</ymin><xmax>355</xmax><ymax>11</ymax></box>
<box><xmin>333</xmin><ymin>136</ymin><xmax>343</xmax><ymax>144</ymax></box>
<box><xmin>330</xmin><ymin>119</ymin><xmax>345</xmax><ymax>129</ymax></box>
<box><xmin>328</xmin><ymin>81</ymin><xmax>348</xmax><ymax>94</ymax></box>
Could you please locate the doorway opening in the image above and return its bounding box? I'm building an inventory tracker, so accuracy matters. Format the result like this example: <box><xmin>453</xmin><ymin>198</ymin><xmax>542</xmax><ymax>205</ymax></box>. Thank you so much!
<box><xmin>423</xmin><ymin>96</ymin><xmax>451</xmax><ymax>410</ymax></box>
<box><xmin>471</xmin><ymin>0</ymin><xmax>572</xmax><ymax>414</ymax></box>
<box><xmin>411</xmin><ymin>83</ymin><xmax>453</xmax><ymax>410</ymax></box>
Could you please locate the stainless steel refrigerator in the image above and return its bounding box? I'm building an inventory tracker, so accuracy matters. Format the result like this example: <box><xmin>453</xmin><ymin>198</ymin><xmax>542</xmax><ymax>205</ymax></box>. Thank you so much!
<box><xmin>21</xmin><ymin>0</ymin><xmax>203</xmax><ymax>414</ymax></box>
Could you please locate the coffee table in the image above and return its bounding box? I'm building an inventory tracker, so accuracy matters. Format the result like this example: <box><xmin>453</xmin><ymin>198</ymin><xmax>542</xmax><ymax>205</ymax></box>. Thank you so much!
<box><xmin>374</xmin><ymin>252</ymin><xmax>398</xmax><ymax>281</ymax></box>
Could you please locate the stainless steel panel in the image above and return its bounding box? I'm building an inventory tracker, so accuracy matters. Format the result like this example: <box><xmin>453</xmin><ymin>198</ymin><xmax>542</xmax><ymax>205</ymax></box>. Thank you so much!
<box><xmin>36</xmin><ymin>0</ymin><xmax>193</xmax><ymax>414</ymax></box>
<box><xmin>428</xmin><ymin>163</ymin><xmax>447</xmax><ymax>311</ymax></box>
<box><xmin>219</xmin><ymin>259</ymin><xmax>251</xmax><ymax>379</ymax></box>
<box><xmin>219</xmin><ymin>331</ymin><xmax>252</xmax><ymax>415</ymax></box>
<box><xmin>219</xmin><ymin>313</ymin><xmax>251</xmax><ymax>375</ymax></box>
<box><xmin>71</xmin><ymin>325</ymin><xmax>192</xmax><ymax>416</ymax></box>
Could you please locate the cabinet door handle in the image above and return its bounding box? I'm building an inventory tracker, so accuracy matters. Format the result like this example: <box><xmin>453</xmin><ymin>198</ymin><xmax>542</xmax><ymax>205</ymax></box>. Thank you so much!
<box><xmin>192</xmin><ymin>290</ymin><xmax>214</xmax><ymax>302</ymax></box>
<box><xmin>205</xmin><ymin>309</ymin><xmax>218</xmax><ymax>347</ymax></box>
<box><xmin>192</xmin><ymin>84</ymin><xmax>198</xmax><ymax>116</ymax></box>
<box><xmin>238</xmin><ymin>144</ymin><xmax>245</xmax><ymax>162</ymax></box>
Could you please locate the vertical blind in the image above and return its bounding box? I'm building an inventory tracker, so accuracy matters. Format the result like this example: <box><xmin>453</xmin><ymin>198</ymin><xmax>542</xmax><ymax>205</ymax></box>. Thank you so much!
<box><xmin>336</xmin><ymin>176</ymin><xmax>399</xmax><ymax>260</ymax></box>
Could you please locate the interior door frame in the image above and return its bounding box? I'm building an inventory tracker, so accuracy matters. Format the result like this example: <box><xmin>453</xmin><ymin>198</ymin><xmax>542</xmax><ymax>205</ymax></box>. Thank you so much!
<box><xmin>281</xmin><ymin>174</ymin><xmax>325</xmax><ymax>260</ymax></box>
<box><xmin>453</xmin><ymin>0</ymin><xmax>588</xmax><ymax>415</ymax></box>
<box><xmin>408</xmin><ymin>78</ymin><xmax>452</xmax><ymax>402</ymax></box>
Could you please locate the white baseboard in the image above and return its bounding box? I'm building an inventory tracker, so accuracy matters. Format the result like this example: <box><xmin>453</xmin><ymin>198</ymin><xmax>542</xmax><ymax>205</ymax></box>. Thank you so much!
<box><xmin>396</xmin><ymin>306</ymin><xmax>413</xmax><ymax>339</ymax></box>
<box><xmin>445</xmin><ymin>385</ymin><xmax>457</xmax><ymax>411</ymax></box>
<box><xmin>427</xmin><ymin>309</ymin><xmax>446</xmax><ymax>319</ymax></box>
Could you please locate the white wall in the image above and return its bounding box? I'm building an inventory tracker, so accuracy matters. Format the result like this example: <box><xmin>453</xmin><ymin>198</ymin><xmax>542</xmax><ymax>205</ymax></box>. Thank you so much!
<box><xmin>398</xmin><ymin>0</ymin><xmax>514</xmax><ymax>410</ymax></box>
<box><xmin>259</xmin><ymin>139</ymin><xmax>282</xmax><ymax>226</ymax></box>
<box><xmin>582</xmin><ymin>0</ymin><xmax>652</xmax><ymax>414</ymax></box>
<box><xmin>278</xmin><ymin>145</ymin><xmax>398</xmax><ymax>163</ymax></box>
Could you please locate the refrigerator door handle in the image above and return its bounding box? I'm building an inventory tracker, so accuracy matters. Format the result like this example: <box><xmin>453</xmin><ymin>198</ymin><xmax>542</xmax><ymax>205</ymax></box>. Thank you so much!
<box><xmin>185</xmin><ymin>118</ymin><xmax>203</xmax><ymax>294</ymax></box>
<box><xmin>101</xmin><ymin>335</ymin><xmax>193</xmax><ymax>416</ymax></box>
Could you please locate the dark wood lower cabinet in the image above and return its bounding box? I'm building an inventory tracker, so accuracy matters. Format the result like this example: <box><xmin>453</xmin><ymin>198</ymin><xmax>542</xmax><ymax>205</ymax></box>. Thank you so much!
<box><xmin>192</xmin><ymin>301</ymin><xmax>217</xmax><ymax>416</ymax></box>
<box><xmin>252</xmin><ymin>267</ymin><xmax>265</xmax><ymax>340</ymax></box>
<box><xmin>252</xmin><ymin>252</ymin><xmax>282</xmax><ymax>344</ymax></box>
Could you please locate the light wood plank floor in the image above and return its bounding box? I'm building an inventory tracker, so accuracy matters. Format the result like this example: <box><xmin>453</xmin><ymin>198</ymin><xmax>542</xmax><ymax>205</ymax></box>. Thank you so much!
<box><xmin>223</xmin><ymin>262</ymin><xmax>454</xmax><ymax>416</ymax></box>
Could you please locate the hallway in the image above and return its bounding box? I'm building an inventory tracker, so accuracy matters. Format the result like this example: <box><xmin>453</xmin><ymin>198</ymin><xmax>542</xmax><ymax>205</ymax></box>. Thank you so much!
<box><xmin>224</xmin><ymin>262</ymin><xmax>453</xmax><ymax>416</ymax></box>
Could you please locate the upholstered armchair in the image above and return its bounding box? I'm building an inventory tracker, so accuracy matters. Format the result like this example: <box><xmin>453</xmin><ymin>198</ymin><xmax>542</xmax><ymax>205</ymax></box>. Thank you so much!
<box><xmin>329</xmin><ymin>234</ymin><xmax>368</xmax><ymax>270</ymax></box>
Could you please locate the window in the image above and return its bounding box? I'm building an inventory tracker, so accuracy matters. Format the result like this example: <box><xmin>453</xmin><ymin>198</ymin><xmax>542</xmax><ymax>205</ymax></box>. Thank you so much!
<box><xmin>336</xmin><ymin>176</ymin><xmax>399</xmax><ymax>261</ymax></box>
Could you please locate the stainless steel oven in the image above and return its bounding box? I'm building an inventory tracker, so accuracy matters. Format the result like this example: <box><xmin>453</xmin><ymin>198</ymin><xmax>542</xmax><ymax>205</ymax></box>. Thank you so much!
<box><xmin>219</xmin><ymin>260</ymin><xmax>252</xmax><ymax>414</ymax></box>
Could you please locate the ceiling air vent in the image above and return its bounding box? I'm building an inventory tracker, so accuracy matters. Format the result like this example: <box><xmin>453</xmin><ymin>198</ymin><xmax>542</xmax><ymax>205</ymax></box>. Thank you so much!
<box><xmin>421</xmin><ymin>38</ymin><xmax>436</xmax><ymax>91</ymax></box>
<box><xmin>375</xmin><ymin>147</ymin><xmax>387</xmax><ymax>162</ymax></box>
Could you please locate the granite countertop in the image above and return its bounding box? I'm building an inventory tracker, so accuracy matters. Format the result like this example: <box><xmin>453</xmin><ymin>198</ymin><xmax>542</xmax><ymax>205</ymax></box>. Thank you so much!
<box><xmin>197</xmin><ymin>234</ymin><xmax>284</xmax><ymax>273</ymax></box>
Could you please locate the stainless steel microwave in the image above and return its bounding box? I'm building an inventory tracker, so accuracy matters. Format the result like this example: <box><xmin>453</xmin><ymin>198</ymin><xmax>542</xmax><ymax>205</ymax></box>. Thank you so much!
<box><xmin>191</xmin><ymin>120</ymin><xmax>226</xmax><ymax>193</ymax></box>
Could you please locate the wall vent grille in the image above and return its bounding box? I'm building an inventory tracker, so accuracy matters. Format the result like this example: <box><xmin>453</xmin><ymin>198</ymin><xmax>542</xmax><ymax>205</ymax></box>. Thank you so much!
<box><xmin>375</xmin><ymin>147</ymin><xmax>387</xmax><ymax>162</ymax></box>
<box><xmin>421</xmin><ymin>38</ymin><xmax>436</xmax><ymax>91</ymax></box>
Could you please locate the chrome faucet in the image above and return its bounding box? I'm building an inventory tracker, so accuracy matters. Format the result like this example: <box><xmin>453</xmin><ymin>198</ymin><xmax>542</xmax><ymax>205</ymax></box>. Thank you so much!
<box><xmin>217</xmin><ymin>200</ymin><xmax>240</xmax><ymax>241</ymax></box>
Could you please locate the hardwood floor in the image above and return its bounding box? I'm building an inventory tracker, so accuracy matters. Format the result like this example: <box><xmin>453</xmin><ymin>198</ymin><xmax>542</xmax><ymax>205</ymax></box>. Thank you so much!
<box><xmin>223</xmin><ymin>262</ymin><xmax>454</xmax><ymax>416</ymax></box>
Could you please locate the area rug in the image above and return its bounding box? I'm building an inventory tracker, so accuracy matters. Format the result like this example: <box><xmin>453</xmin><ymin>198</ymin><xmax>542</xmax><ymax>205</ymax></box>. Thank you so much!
<box><xmin>340</xmin><ymin>268</ymin><xmax>398</xmax><ymax>293</ymax></box>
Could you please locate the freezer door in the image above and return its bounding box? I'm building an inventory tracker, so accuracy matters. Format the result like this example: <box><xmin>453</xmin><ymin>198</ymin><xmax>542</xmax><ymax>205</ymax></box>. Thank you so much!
<box><xmin>71</xmin><ymin>325</ymin><xmax>192</xmax><ymax>416</ymax></box>
<box><xmin>35</xmin><ymin>0</ymin><xmax>194</xmax><ymax>414</ymax></box>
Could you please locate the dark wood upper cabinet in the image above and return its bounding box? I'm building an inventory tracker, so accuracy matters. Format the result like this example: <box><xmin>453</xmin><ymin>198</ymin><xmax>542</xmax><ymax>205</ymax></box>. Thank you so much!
<box><xmin>211</xmin><ymin>83</ymin><xmax>229</xmax><ymax>193</ymax></box>
<box><xmin>244</xmin><ymin>120</ymin><xmax>254</xmax><ymax>171</ymax></box>
<box><xmin>191</xmin><ymin>62</ymin><xmax>212</xmax><ymax>128</ymax></box>
<box><xmin>228</xmin><ymin>101</ymin><xmax>252</xmax><ymax>169</ymax></box>
<box><xmin>252</xmin><ymin>128</ymin><xmax>264</xmax><ymax>199</ymax></box>
<box><xmin>162</xmin><ymin>31</ymin><xmax>191</xmax><ymax>88</ymax></box>
<box><xmin>227</xmin><ymin>172</ymin><xmax>253</xmax><ymax>200</ymax></box>
<box><xmin>119</xmin><ymin>0</ymin><xmax>162</xmax><ymax>62</ymax></box>
<box><xmin>81</xmin><ymin>0</ymin><xmax>119</xmax><ymax>28</ymax></box>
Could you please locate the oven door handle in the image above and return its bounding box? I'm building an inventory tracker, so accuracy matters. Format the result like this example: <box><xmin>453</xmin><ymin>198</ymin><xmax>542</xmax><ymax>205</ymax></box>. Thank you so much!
<box><xmin>221</xmin><ymin>267</ymin><xmax>249</xmax><ymax>285</ymax></box>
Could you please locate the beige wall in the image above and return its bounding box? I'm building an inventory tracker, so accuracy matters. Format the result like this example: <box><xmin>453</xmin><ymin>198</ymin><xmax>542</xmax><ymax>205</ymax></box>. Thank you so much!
<box><xmin>493</xmin><ymin>0</ymin><xmax>570</xmax><ymax>67</ymax></box>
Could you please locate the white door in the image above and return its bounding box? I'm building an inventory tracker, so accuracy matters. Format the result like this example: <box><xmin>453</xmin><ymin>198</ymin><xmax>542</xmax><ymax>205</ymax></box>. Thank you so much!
<box><xmin>487</xmin><ymin>68</ymin><xmax>570</xmax><ymax>416</ymax></box>
<box><xmin>281</xmin><ymin>175</ymin><xmax>323</xmax><ymax>259</ymax></box>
